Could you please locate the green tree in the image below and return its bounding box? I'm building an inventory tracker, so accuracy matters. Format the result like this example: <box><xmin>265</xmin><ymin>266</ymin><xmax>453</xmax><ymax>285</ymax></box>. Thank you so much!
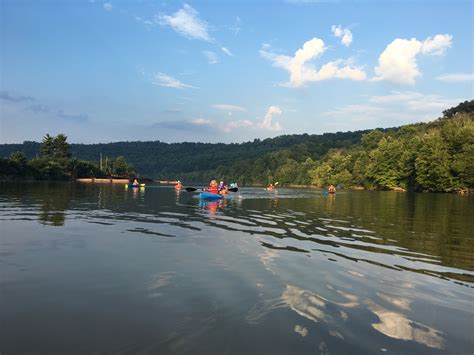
<box><xmin>366</xmin><ymin>136</ymin><xmax>408</xmax><ymax>190</ymax></box>
<box><xmin>415</xmin><ymin>132</ymin><xmax>454</xmax><ymax>192</ymax></box>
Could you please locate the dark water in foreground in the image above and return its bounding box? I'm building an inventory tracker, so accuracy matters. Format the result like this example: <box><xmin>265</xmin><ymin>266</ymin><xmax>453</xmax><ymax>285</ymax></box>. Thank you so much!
<box><xmin>1</xmin><ymin>183</ymin><xmax>473</xmax><ymax>354</ymax></box>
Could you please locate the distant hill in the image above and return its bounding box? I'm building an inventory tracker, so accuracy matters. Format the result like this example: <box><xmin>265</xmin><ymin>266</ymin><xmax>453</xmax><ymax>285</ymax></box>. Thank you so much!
<box><xmin>1</xmin><ymin>100</ymin><xmax>472</xmax><ymax>191</ymax></box>
<box><xmin>0</xmin><ymin>129</ymin><xmax>378</xmax><ymax>180</ymax></box>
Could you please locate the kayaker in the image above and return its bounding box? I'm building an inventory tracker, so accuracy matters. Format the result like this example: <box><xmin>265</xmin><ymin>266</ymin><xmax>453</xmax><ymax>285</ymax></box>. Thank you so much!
<box><xmin>266</xmin><ymin>183</ymin><xmax>274</xmax><ymax>191</ymax></box>
<box><xmin>175</xmin><ymin>180</ymin><xmax>183</xmax><ymax>190</ymax></box>
<box><xmin>328</xmin><ymin>184</ymin><xmax>336</xmax><ymax>193</ymax></box>
<box><xmin>207</xmin><ymin>180</ymin><xmax>219</xmax><ymax>194</ymax></box>
<box><xmin>218</xmin><ymin>181</ymin><xmax>228</xmax><ymax>194</ymax></box>
<box><xmin>132</xmin><ymin>178</ymin><xmax>139</xmax><ymax>185</ymax></box>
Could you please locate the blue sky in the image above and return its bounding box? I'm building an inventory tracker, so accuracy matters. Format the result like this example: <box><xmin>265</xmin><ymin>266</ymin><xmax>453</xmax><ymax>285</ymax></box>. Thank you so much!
<box><xmin>1</xmin><ymin>0</ymin><xmax>472</xmax><ymax>143</ymax></box>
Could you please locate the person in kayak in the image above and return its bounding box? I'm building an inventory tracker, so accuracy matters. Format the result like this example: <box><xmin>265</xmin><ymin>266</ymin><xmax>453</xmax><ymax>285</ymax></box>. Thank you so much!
<box><xmin>328</xmin><ymin>184</ymin><xmax>336</xmax><ymax>193</ymax></box>
<box><xmin>175</xmin><ymin>180</ymin><xmax>183</xmax><ymax>190</ymax></box>
<box><xmin>132</xmin><ymin>178</ymin><xmax>139</xmax><ymax>185</ymax></box>
<box><xmin>218</xmin><ymin>180</ymin><xmax>228</xmax><ymax>194</ymax></box>
<box><xmin>266</xmin><ymin>183</ymin><xmax>274</xmax><ymax>191</ymax></box>
<box><xmin>206</xmin><ymin>180</ymin><xmax>219</xmax><ymax>194</ymax></box>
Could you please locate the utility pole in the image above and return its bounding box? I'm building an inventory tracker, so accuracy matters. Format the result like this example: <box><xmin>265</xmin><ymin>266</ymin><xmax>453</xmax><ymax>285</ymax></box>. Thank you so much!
<box><xmin>100</xmin><ymin>153</ymin><xmax>103</xmax><ymax>171</ymax></box>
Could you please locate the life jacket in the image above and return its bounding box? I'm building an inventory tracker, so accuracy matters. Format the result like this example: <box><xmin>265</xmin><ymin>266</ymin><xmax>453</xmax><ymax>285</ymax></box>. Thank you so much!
<box><xmin>208</xmin><ymin>186</ymin><xmax>218</xmax><ymax>194</ymax></box>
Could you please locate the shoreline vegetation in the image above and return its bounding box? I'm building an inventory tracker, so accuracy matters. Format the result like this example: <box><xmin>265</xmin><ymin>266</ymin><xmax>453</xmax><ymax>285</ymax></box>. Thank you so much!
<box><xmin>1</xmin><ymin>101</ymin><xmax>473</xmax><ymax>194</ymax></box>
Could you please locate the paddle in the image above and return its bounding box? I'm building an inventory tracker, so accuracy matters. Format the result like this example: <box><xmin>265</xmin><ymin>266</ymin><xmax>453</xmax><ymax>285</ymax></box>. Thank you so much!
<box><xmin>185</xmin><ymin>187</ymin><xmax>199</xmax><ymax>192</ymax></box>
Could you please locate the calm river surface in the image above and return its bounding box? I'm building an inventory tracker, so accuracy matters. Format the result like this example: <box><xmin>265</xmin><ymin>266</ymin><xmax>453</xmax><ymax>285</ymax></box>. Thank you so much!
<box><xmin>1</xmin><ymin>183</ymin><xmax>473</xmax><ymax>354</ymax></box>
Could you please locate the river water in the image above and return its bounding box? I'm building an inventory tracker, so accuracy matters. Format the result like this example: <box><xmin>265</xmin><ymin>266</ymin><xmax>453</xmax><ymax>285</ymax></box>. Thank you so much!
<box><xmin>1</xmin><ymin>183</ymin><xmax>473</xmax><ymax>354</ymax></box>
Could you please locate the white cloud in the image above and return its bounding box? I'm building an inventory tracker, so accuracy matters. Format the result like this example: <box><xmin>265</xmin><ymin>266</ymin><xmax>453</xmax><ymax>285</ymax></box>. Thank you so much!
<box><xmin>260</xmin><ymin>106</ymin><xmax>283</xmax><ymax>131</ymax></box>
<box><xmin>222</xmin><ymin>119</ymin><xmax>254</xmax><ymax>132</ymax></box>
<box><xmin>260</xmin><ymin>38</ymin><xmax>366</xmax><ymax>88</ymax></box>
<box><xmin>212</xmin><ymin>104</ymin><xmax>247</xmax><ymax>112</ymax></box>
<box><xmin>436</xmin><ymin>73</ymin><xmax>473</xmax><ymax>82</ymax></box>
<box><xmin>229</xmin><ymin>16</ymin><xmax>242</xmax><ymax>36</ymax></box>
<box><xmin>323</xmin><ymin>91</ymin><xmax>461</xmax><ymax>128</ymax></box>
<box><xmin>158</xmin><ymin>4</ymin><xmax>212</xmax><ymax>42</ymax></box>
<box><xmin>373</xmin><ymin>34</ymin><xmax>452</xmax><ymax>85</ymax></box>
<box><xmin>152</xmin><ymin>73</ymin><xmax>198</xmax><ymax>89</ymax></box>
<box><xmin>203</xmin><ymin>50</ymin><xmax>218</xmax><ymax>64</ymax></box>
<box><xmin>331</xmin><ymin>25</ymin><xmax>352</xmax><ymax>46</ymax></box>
<box><xmin>191</xmin><ymin>118</ymin><xmax>211</xmax><ymax>125</ymax></box>
<box><xmin>421</xmin><ymin>34</ymin><xmax>453</xmax><ymax>55</ymax></box>
<box><xmin>221</xmin><ymin>47</ymin><xmax>234</xmax><ymax>56</ymax></box>
<box><xmin>103</xmin><ymin>3</ymin><xmax>113</xmax><ymax>11</ymax></box>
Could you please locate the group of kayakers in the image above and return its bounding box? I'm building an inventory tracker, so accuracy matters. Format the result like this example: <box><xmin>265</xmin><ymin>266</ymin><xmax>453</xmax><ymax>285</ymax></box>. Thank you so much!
<box><xmin>174</xmin><ymin>179</ymin><xmax>336</xmax><ymax>193</ymax></box>
<box><xmin>206</xmin><ymin>180</ymin><xmax>229</xmax><ymax>195</ymax></box>
<box><xmin>174</xmin><ymin>179</ymin><xmax>229</xmax><ymax>195</ymax></box>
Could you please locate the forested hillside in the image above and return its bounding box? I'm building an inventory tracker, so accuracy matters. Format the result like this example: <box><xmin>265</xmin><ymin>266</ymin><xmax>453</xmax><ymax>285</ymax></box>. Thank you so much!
<box><xmin>0</xmin><ymin>130</ymin><xmax>373</xmax><ymax>179</ymax></box>
<box><xmin>1</xmin><ymin>100</ymin><xmax>473</xmax><ymax>192</ymax></box>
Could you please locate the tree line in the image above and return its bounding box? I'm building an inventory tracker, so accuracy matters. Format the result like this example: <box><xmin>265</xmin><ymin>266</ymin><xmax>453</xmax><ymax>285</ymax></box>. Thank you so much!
<box><xmin>1</xmin><ymin>100</ymin><xmax>472</xmax><ymax>192</ymax></box>
<box><xmin>0</xmin><ymin>134</ymin><xmax>136</xmax><ymax>180</ymax></box>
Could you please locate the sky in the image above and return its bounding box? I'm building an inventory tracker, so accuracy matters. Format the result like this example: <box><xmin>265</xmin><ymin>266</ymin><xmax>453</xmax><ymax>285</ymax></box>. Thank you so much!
<box><xmin>1</xmin><ymin>0</ymin><xmax>473</xmax><ymax>144</ymax></box>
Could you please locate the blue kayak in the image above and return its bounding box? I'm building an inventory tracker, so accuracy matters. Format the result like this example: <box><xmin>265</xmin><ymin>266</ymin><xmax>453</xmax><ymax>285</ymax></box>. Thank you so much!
<box><xmin>199</xmin><ymin>192</ymin><xmax>223</xmax><ymax>200</ymax></box>
<box><xmin>125</xmin><ymin>183</ymin><xmax>145</xmax><ymax>188</ymax></box>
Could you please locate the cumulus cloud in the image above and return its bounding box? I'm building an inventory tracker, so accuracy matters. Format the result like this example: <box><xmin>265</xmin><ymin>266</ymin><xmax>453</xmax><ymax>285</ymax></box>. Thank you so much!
<box><xmin>152</xmin><ymin>72</ymin><xmax>198</xmax><ymax>89</ymax></box>
<box><xmin>373</xmin><ymin>34</ymin><xmax>452</xmax><ymax>85</ymax></box>
<box><xmin>261</xmin><ymin>38</ymin><xmax>366</xmax><ymax>87</ymax></box>
<box><xmin>421</xmin><ymin>34</ymin><xmax>453</xmax><ymax>55</ymax></box>
<box><xmin>260</xmin><ymin>106</ymin><xmax>283</xmax><ymax>131</ymax></box>
<box><xmin>158</xmin><ymin>4</ymin><xmax>212</xmax><ymax>42</ymax></box>
<box><xmin>331</xmin><ymin>25</ymin><xmax>352</xmax><ymax>46</ymax></box>
<box><xmin>103</xmin><ymin>3</ymin><xmax>113</xmax><ymax>11</ymax></box>
<box><xmin>435</xmin><ymin>73</ymin><xmax>474</xmax><ymax>82</ymax></box>
<box><xmin>203</xmin><ymin>50</ymin><xmax>218</xmax><ymax>64</ymax></box>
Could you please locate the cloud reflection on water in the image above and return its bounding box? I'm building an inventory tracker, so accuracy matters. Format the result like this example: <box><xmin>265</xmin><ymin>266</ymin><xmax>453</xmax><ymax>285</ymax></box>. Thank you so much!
<box><xmin>247</xmin><ymin>283</ymin><xmax>444</xmax><ymax>350</ymax></box>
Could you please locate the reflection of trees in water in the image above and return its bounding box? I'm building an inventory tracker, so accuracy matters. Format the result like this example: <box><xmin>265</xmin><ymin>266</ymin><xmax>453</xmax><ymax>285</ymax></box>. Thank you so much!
<box><xmin>36</xmin><ymin>183</ymin><xmax>72</xmax><ymax>226</ymax></box>
<box><xmin>277</xmin><ymin>192</ymin><xmax>474</xmax><ymax>274</ymax></box>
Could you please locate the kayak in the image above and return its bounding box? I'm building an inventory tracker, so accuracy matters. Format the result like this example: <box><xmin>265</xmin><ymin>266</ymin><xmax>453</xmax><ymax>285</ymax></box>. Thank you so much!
<box><xmin>200</xmin><ymin>192</ymin><xmax>223</xmax><ymax>200</ymax></box>
<box><xmin>125</xmin><ymin>183</ymin><xmax>145</xmax><ymax>188</ymax></box>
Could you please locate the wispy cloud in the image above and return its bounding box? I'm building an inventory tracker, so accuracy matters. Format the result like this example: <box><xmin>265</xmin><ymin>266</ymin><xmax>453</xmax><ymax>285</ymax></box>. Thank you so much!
<box><xmin>323</xmin><ymin>91</ymin><xmax>461</xmax><ymax>127</ymax></box>
<box><xmin>285</xmin><ymin>0</ymin><xmax>340</xmax><ymax>3</ymax></box>
<box><xmin>0</xmin><ymin>91</ymin><xmax>35</xmax><ymax>103</ymax></box>
<box><xmin>152</xmin><ymin>72</ymin><xmax>198</xmax><ymax>89</ymax></box>
<box><xmin>1</xmin><ymin>91</ymin><xmax>88</xmax><ymax>122</ymax></box>
<box><xmin>373</xmin><ymin>34</ymin><xmax>452</xmax><ymax>85</ymax></box>
<box><xmin>191</xmin><ymin>117</ymin><xmax>212</xmax><ymax>125</ymax></box>
<box><xmin>103</xmin><ymin>3</ymin><xmax>113</xmax><ymax>11</ymax></box>
<box><xmin>260</xmin><ymin>106</ymin><xmax>283</xmax><ymax>131</ymax></box>
<box><xmin>261</xmin><ymin>38</ymin><xmax>366</xmax><ymax>88</ymax></box>
<box><xmin>221</xmin><ymin>46</ymin><xmax>233</xmax><ymax>56</ymax></box>
<box><xmin>435</xmin><ymin>73</ymin><xmax>474</xmax><ymax>82</ymax></box>
<box><xmin>222</xmin><ymin>119</ymin><xmax>254</xmax><ymax>132</ymax></box>
<box><xmin>158</xmin><ymin>4</ymin><xmax>212</xmax><ymax>42</ymax></box>
<box><xmin>229</xmin><ymin>16</ymin><xmax>242</xmax><ymax>36</ymax></box>
<box><xmin>331</xmin><ymin>25</ymin><xmax>352</xmax><ymax>46</ymax></box>
<box><xmin>203</xmin><ymin>50</ymin><xmax>218</xmax><ymax>64</ymax></box>
<box><xmin>154</xmin><ymin>119</ymin><xmax>212</xmax><ymax>132</ymax></box>
<box><xmin>212</xmin><ymin>104</ymin><xmax>247</xmax><ymax>112</ymax></box>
